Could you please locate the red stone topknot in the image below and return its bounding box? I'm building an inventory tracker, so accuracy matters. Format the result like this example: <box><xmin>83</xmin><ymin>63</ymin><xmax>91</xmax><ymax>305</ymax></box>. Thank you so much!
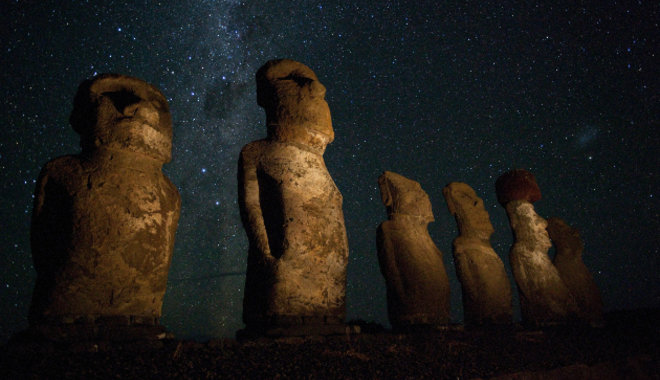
<box><xmin>495</xmin><ymin>169</ymin><xmax>541</xmax><ymax>205</ymax></box>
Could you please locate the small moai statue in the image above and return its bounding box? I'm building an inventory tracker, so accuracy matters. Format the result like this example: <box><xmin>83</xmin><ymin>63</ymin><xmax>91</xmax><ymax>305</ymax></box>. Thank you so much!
<box><xmin>547</xmin><ymin>217</ymin><xmax>605</xmax><ymax>327</ymax></box>
<box><xmin>238</xmin><ymin>59</ymin><xmax>349</xmax><ymax>335</ymax></box>
<box><xmin>495</xmin><ymin>169</ymin><xmax>576</xmax><ymax>327</ymax></box>
<box><xmin>29</xmin><ymin>74</ymin><xmax>181</xmax><ymax>338</ymax></box>
<box><xmin>442</xmin><ymin>182</ymin><xmax>512</xmax><ymax>326</ymax></box>
<box><xmin>376</xmin><ymin>171</ymin><xmax>450</xmax><ymax>329</ymax></box>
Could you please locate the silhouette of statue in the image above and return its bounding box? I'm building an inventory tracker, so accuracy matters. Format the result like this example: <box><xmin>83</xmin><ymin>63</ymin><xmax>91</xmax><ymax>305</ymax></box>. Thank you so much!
<box><xmin>547</xmin><ymin>217</ymin><xmax>604</xmax><ymax>327</ymax></box>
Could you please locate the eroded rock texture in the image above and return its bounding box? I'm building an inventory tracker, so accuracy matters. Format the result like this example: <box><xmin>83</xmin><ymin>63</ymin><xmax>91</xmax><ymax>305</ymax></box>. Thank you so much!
<box><xmin>238</xmin><ymin>59</ymin><xmax>349</xmax><ymax>332</ymax></box>
<box><xmin>547</xmin><ymin>217</ymin><xmax>605</xmax><ymax>327</ymax></box>
<box><xmin>443</xmin><ymin>182</ymin><xmax>512</xmax><ymax>326</ymax></box>
<box><xmin>496</xmin><ymin>169</ymin><xmax>576</xmax><ymax>327</ymax></box>
<box><xmin>376</xmin><ymin>171</ymin><xmax>450</xmax><ymax>329</ymax></box>
<box><xmin>29</xmin><ymin>74</ymin><xmax>181</xmax><ymax>329</ymax></box>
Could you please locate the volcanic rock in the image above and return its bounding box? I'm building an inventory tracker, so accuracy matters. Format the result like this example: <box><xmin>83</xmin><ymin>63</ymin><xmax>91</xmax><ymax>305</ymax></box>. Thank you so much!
<box><xmin>443</xmin><ymin>182</ymin><xmax>512</xmax><ymax>325</ymax></box>
<box><xmin>29</xmin><ymin>74</ymin><xmax>181</xmax><ymax>337</ymax></box>
<box><xmin>496</xmin><ymin>170</ymin><xmax>576</xmax><ymax>327</ymax></box>
<box><xmin>547</xmin><ymin>217</ymin><xmax>605</xmax><ymax>327</ymax></box>
<box><xmin>238</xmin><ymin>59</ymin><xmax>349</xmax><ymax>333</ymax></box>
<box><xmin>495</xmin><ymin>169</ymin><xmax>542</xmax><ymax>205</ymax></box>
<box><xmin>376</xmin><ymin>171</ymin><xmax>450</xmax><ymax>329</ymax></box>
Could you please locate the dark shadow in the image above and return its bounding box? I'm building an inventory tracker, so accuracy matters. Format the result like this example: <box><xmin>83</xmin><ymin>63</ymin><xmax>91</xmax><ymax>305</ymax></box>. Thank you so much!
<box><xmin>102</xmin><ymin>90</ymin><xmax>142</xmax><ymax>114</ymax></box>
<box><xmin>256</xmin><ymin>169</ymin><xmax>285</xmax><ymax>259</ymax></box>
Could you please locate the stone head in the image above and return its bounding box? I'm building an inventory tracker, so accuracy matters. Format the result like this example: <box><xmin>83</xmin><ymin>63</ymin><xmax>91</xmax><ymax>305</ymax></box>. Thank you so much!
<box><xmin>495</xmin><ymin>169</ymin><xmax>541</xmax><ymax>206</ymax></box>
<box><xmin>443</xmin><ymin>182</ymin><xmax>494</xmax><ymax>237</ymax></box>
<box><xmin>256</xmin><ymin>59</ymin><xmax>333</xmax><ymax>150</ymax></box>
<box><xmin>508</xmin><ymin>200</ymin><xmax>552</xmax><ymax>249</ymax></box>
<box><xmin>378</xmin><ymin>171</ymin><xmax>434</xmax><ymax>223</ymax></box>
<box><xmin>546</xmin><ymin>217</ymin><xmax>584</xmax><ymax>254</ymax></box>
<box><xmin>70</xmin><ymin>73</ymin><xmax>173</xmax><ymax>163</ymax></box>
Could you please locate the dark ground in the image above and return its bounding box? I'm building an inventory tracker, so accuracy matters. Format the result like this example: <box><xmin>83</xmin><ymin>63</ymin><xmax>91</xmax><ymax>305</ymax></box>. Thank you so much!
<box><xmin>1</xmin><ymin>309</ymin><xmax>658</xmax><ymax>379</ymax></box>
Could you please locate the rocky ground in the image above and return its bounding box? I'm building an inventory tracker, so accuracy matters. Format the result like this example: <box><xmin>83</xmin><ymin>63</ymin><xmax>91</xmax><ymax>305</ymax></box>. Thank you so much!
<box><xmin>1</xmin><ymin>309</ymin><xmax>658</xmax><ymax>379</ymax></box>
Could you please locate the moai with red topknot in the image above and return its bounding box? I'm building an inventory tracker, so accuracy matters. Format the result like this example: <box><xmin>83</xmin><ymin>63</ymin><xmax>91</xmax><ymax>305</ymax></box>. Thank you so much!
<box><xmin>496</xmin><ymin>169</ymin><xmax>576</xmax><ymax>327</ymax></box>
<box><xmin>377</xmin><ymin>171</ymin><xmax>450</xmax><ymax>329</ymax></box>
<box><xmin>547</xmin><ymin>217</ymin><xmax>605</xmax><ymax>327</ymax></box>
<box><xmin>29</xmin><ymin>74</ymin><xmax>181</xmax><ymax>340</ymax></box>
<box><xmin>443</xmin><ymin>182</ymin><xmax>512</xmax><ymax>326</ymax></box>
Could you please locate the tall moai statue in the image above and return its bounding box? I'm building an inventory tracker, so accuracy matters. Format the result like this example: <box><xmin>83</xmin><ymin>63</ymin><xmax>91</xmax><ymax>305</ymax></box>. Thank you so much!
<box><xmin>547</xmin><ymin>217</ymin><xmax>605</xmax><ymax>327</ymax></box>
<box><xmin>29</xmin><ymin>74</ymin><xmax>181</xmax><ymax>337</ymax></box>
<box><xmin>442</xmin><ymin>182</ymin><xmax>512</xmax><ymax>326</ymax></box>
<box><xmin>376</xmin><ymin>171</ymin><xmax>450</xmax><ymax>329</ymax></box>
<box><xmin>238</xmin><ymin>59</ymin><xmax>349</xmax><ymax>334</ymax></box>
<box><xmin>495</xmin><ymin>169</ymin><xmax>576</xmax><ymax>327</ymax></box>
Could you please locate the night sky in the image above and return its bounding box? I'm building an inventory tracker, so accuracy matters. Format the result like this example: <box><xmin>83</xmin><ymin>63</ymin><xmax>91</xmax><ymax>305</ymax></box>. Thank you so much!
<box><xmin>1</xmin><ymin>1</ymin><xmax>658</xmax><ymax>342</ymax></box>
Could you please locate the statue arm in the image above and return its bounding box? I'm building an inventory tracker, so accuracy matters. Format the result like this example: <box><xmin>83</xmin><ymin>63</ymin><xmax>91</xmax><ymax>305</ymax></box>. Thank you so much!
<box><xmin>376</xmin><ymin>223</ymin><xmax>404</xmax><ymax>297</ymax></box>
<box><xmin>162</xmin><ymin>176</ymin><xmax>182</xmax><ymax>254</ymax></box>
<box><xmin>31</xmin><ymin>168</ymin><xmax>48</xmax><ymax>226</ymax></box>
<box><xmin>30</xmin><ymin>169</ymin><xmax>49</xmax><ymax>273</ymax></box>
<box><xmin>238</xmin><ymin>144</ymin><xmax>271</xmax><ymax>258</ymax></box>
<box><xmin>30</xmin><ymin>160</ymin><xmax>69</xmax><ymax>273</ymax></box>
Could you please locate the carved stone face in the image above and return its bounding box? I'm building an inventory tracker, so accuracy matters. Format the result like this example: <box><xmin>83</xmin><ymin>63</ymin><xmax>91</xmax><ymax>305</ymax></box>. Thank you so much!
<box><xmin>510</xmin><ymin>201</ymin><xmax>551</xmax><ymax>249</ymax></box>
<box><xmin>256</xmin><ymin>59</ymin><xmax>333</xmax><ymax>149</ymax></box>
<box><xmin>70</xmin><ymin>73</ymin><xmax>173</xmax><ymax>163</ymax></box>
<box><xmin>378</xmin><ymin>171</ymin><xmax>434</xmax><ymax>223</ymax></box>
<box><xmin>443</xmin><ymin>182</ymin><xmax>494</xmax><ymax>236</ymax></box>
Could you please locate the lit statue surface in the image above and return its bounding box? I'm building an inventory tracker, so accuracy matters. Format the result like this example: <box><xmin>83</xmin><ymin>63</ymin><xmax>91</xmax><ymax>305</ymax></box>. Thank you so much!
<box><xmin>376</xmin><ymin>171</ymin><xmax>450</xmax><ymax>328</ymax></box>
<box><xmin>496</xmin><ymin>169</ymin><xmax>576</xmax><ymax>326</ymax></box>
<box><xmin>238</xmin><ymin>59</ymin><xmax>349</xmax><ymax>330</ymax></box>
<box><xmin>30</xmin><ymin>74</ymin><xmax>180</xmax><ymax>328</ymax></box>
<box><xmin>443</xmin><ymin>182</ymin><xmax>512</xmax><ymax>326</ymax></box>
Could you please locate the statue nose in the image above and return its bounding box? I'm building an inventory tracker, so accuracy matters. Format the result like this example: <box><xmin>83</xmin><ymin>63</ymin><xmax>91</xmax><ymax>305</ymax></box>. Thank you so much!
<box><xmin>124</xmin><ymin>102</ymin><xmax>160</xmax><ymax>124</ymax></box>
<box><xmin>310</xmin><ymin>80</ymin><xmax>326</xmax><ymax>97</ymax></box>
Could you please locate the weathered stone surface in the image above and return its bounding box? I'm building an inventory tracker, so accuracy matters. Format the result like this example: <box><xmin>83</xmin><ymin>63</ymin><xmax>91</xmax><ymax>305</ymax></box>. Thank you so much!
<box><xmin>547</xmin><ymin>217</ymin><xmax>605</xmax><ymax>327</ymax></box>
<box><xmin>496</xmin><ymin>170</ymin><xmax>576</xmax><ymax>327</ymax></box>
<box><xmin>443</xmin><ymin>182</ymin><xmax>512</xmax><ymax>325</ymax></box>
<box><xmin>376</xmin><ymin>171</ymin><xmax>450</xmax><ymax>328</ymax></box>
<box><xmin>238</xmin><ymin>59</ymin><xmax>349</xmax><ymax>330</ymax></box>
<box><xmin>29</xmin><ymin>73</ymin><xmax>181</xmax><ymax>328</ymax></box>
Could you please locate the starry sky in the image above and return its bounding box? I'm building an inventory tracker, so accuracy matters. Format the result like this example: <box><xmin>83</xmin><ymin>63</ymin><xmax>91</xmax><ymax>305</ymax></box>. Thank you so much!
<box><xmin>1</xmin><ymin>1</ymin><xmax>658</xmax><ymax>342</ymax></box>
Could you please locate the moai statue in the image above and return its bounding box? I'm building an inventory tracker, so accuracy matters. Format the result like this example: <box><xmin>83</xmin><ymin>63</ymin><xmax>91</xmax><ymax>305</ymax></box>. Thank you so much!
<box><xmin>376</xmin><ymin>171</ymin><xmax>450</xmax><ymax>329</ymax></box>
<box><xmin>29</xmin><ymin>74</ymin><xmax>181</xmax><ymax>338</ymax></box>
<box><xmin>442</xmin><ymin>182</ymin><xmax>512</xmax><ymax>326</ymax></box>
<box><xmin>495</xmin><ymin>169</ymin><xmax>576</xmax><ymax>327</ymax></box>
<box><xmin>238</xmin><ymin>59</ymin><xmax>349</xmax><ymax>334</ymax></box>
<box><xmin>547</xmin><ymin>217</ymin><xmax>605</xmax><ymax>327</ymax></box>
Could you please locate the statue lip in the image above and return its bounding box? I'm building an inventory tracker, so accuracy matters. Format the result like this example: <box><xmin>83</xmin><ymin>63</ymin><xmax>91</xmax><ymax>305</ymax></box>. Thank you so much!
<box><xmin>116</xmin><ymin>116</ymin><xmax>161</xmax><ymax>132</ymax></box>
<box><xmin>113</xmin><ymin>117</ymin><xmax>172</xmax><ymax>157</ymax></box>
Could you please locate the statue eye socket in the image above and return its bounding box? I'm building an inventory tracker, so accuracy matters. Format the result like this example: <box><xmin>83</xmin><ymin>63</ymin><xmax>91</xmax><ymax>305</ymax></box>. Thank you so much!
<box><xmin>102</xmin><ymin>90</ymin><xmax>142</xmax><ymax>113</ymax></box>
<box><xmin>279</xmin><ymin>73</ymin><xmax>313</xmax><ymax>87</ymax></box>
